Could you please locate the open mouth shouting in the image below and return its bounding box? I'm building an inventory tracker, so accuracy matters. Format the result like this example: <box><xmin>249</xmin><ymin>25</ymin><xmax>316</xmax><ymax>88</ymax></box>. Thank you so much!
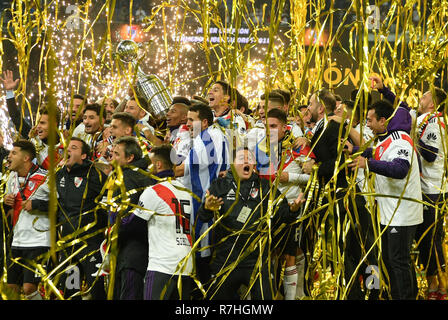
<box><xmin>208</xmin><ymin>96</ymin><xmax>216</xmax><ymax>106</ymax></box>
<box><xmin>84</xmin><ymin>123</ymin><xmax>95</xmax><ymax>133</ymax></box>
<box><xmin>237</xmin><ymin>163</ymin><xmax>253</xmax><ymax>180</ymax></box>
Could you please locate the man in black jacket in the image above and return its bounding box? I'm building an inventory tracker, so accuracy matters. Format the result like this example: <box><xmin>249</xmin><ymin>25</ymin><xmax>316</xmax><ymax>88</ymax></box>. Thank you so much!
<box><xmin>107</xmin><ymin>136</ymin><xmax>153</xmax><ymax>300</ymax></box>
<box><xmin>56</xmin><ymin>137</ymin><xmax>108</xmax><ymax>300</ymax></box>
<box><xmin>198</xmin><ymin>147</ymin><xmax>304</xmax><ymax>300</ymax></box>
<box><xmin>299</xmin><ymin>88</ymin><xmax>376</xmax><ymax>300</ymax></box>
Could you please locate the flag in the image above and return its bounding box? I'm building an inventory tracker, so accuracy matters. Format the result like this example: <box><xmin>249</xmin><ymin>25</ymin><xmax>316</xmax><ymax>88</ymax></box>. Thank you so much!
<box><xmin>181</xmin><ymin>125</ymin><xmax>229</xmax><ymax>257</ymax></box>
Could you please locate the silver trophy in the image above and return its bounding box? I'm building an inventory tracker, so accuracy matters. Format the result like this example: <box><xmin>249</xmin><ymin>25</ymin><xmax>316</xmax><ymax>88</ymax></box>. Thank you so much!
<box><xmin>116</xmin><ymin>39</ymin><xmax>172</xmax><ymax>120</ymax></box>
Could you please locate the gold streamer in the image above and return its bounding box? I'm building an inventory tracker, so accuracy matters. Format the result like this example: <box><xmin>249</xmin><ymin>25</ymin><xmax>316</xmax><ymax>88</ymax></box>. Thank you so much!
<box><xmin>1</xmin><ymin>0</ymin><xmax>447</xmax><ymax>300</ymax></box>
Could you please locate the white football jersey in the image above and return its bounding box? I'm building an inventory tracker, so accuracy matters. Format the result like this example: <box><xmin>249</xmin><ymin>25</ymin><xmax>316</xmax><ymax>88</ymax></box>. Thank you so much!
<box><xmin>73</xmin><ymin>123</ymin><xmax>92</xmax><ymax>145</ymax></box>
<box><xmin>170</xmin><ymin>124</ymin><xmax>191</xmax><ymax>165</ymax></box>
<box><xmin>134</xmin><ymin>179</ymin><xmax>194</xmax><ymax>276</ymax></box>
<box><xmin>417</xmin><ymin>112</ymin><xmax>448</xmax><ymax>194</ymax></box>
<box><xmin>373</xmin><ymin>131</ymin><xmax>423</xmax><ymax>226</ymax></box>
<box><xmin>7</xmin><ymin>167</ymin><xmax>51</xmax><ymax>247</ymax></box>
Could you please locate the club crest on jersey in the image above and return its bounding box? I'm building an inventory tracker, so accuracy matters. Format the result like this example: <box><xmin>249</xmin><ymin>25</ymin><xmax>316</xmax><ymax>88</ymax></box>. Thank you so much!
<box><xmin>28</xmin><ymin>181</ymin><xmax>35</xmax><ymax>191</ymax></box>
<box><xmin>74</xmin><ymin>177</ymin><xmax>83</xmax><ymax>188</ymax></box>
<box><xmin>250</xmin><ymin>187</ymin><xmax>259</xmax><ymax>199</ymax></box>
<box><xmin>377</xmin><ymin>146</ymin><xmax>385</xmax><ymax>158</ymax></box>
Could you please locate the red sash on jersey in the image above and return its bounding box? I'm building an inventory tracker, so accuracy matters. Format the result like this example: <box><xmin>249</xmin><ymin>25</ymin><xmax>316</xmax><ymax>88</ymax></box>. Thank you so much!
<box><xmin>152</xmin><ymin>183</ymin><xmax>192</xmax><ymax>246</ymax></box>
<box><xmin>374</xmin><ymin>132</ymin><xmax>414</xmax><ymax>161</ymax></box>
<box><xmin>41</xmin><ymin>143</ymin><xmax>64</xmax><ymax>170</ymax></box>
<box><xmin>12</xmin><ymin>165</ymin><xmax>46</xmax><ymax>226</ymax></box>
<box><xmin>419</xmin><ymin>113</ymin><xmax>446</xmax><ymax>139</ymax></box>
<box><xmin>172</xmin><ymin>125</ymin><xmax>189</xmax><ymax>148</ymax></box>
<box><xmin>259</xmin><ymin>145</ymin><xmax>315</xmax><ymax>181</ymax></box>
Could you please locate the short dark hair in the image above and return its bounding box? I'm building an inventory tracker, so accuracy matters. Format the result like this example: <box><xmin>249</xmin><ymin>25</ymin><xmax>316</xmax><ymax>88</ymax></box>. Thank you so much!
<box><xmin>13</xmin><ymin>139</ymin><xmax>36</xmax><ymax>160</ymax></box>
<box><xmin>213</xmin><ymin>80</ymin><xmax>233</xmax><ymax>105</ymax></box>
<box><xmin>342</xmin><ymin>100</ymin><xmax>359</xmax><ymax>123</ymax></box>
<box><xmin>342</xmin><ymin>100</ymin><xmax>355</xmax><ymax>110</ymax></box>
<box><xmin>73</xmin><ymin>93</ymin><xmax>86</xmax><ymax>102</ymax></box>
<box><xmin>70</xmin><ymin>137</ymin><xmax>91</xmax><ymax>157</ymax></box>
<box><xmin>115</xmin><ymin>136</ymin><xmax>142</xmax><ymax>161</ymax></box>
<box><xmin>172</xmin><ymin>96</ymin><xmax>191</xmax><ymax>106</ymax></box>
<box><xmin>191</xmin><ymin>95</ymin><xmax>209</xmax><ymax>105</ymax></box>
<box><xmin>233</xmin><ymin>146</ymin><xmax>253</xmax><ymax>161</ymax></box>
<box><xmin>260</xmin><ymin>92</ymin><xmax>285</xmax><ymax>106</ymax></box>
<box><xmin>334</xmin><ymin>94</ymin><xmax>342</xmax><ymax>102</ymax></box>
<box><xmin>189</xmin><ymin>102</ymin><xmax>214</xmax><ymax>127</ymax></box>
<box><xmin>298</xmin><ymin>104</ymin><xmax>308</xmax><ymax>111</ymax></box>
<box><xmin>83</xmin><ymin>103</ymin><xmax>104</xmax><ymax>119</ymax></box>
<box><xmin>433</xmin><ymin>87</ymin><xmax>447</xmax><ymax>112</ymax></box>
<box><xmin>272</xmin><ymin>89</ymin><xmax>291</xmax><ymax>104</ymax></box>
<box><xmin>130</xmin><ymin>95</ymin><xmax>149</xmax><ymax>112</ymax></box>
<box><xmin>234</xmin><ymin>89</ymin><xmax>249</xmax><ymax>114</ymax></box>
<box><xmin>316</xmin><ymin>88</ymin><xmax>336</xmax><ymax>113</ymax></box>
<box><xmin>110</xmin><ymin>98</ymin><xmax>119</xmax><ymax>108</ymax></box>
<box><xmin>112</xmin><ymin>112</ymin><xmax>137</xmax><ymax>129</ymax></box>
<box><xmin>351</xmin><ymin>88</ymin><xmax>372</xmax><ymax>106</ymax></box>
<box><xmin>267</xmin><ymin>108</ymin><xmax>288</xmax><ymax>124</ymax></box>
<box><xmin>214</xmin><ymin>80</ymin><xmax>232</xmax><ymax>97</ymax></box>
<box><xmin>150</xmin><ymin>144</ymin><xmax>174</xmax><ymax>170</ymax></box>
<box><xmin>40</xmin><ymin>106</ymin><xmax>61</xmax><ymax>127</ymax></box>
<box><xmin>98</xmin><ymin>97</ymin><xmax>119</xmax><ymax>108</ymax></box>
<box><xmin>368</xmin><ymin>100</ymin><xmax>394</xmax><ymax>120</ymax></box>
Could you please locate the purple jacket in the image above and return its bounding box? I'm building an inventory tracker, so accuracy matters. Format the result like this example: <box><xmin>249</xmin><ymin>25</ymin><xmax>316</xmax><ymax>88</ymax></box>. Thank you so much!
<box><xmin>379</xmin><ymin>86</ymin><xmax>412</xmax><ymax>134</ymax></box>
<box><xmin>353</xmin><ymin>86</ymin><xmax>413</xmax><ymax>178</ymax></box>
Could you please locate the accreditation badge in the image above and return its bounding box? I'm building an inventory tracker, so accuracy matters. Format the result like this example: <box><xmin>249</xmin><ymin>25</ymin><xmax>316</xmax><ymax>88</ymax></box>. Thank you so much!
<box><xmin>236</xmin><ymin>206</ymin><xmax>252</xmax><ymax>224</ymax></box>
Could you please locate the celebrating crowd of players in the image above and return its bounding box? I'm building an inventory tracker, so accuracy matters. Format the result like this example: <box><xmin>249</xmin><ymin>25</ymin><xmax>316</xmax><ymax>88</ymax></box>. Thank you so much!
<box><xmin>0</xmin><ymin>69</ymin><xmax>447</xmax><ymax>301</ymax></box>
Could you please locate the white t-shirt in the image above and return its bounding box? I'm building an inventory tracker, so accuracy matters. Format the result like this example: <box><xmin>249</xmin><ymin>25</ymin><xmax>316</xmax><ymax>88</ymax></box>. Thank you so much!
<box><xmin>134</xmin><ymin>179</ymin><xmax>194</xmax><ymax>276</ymax></box>
<box><xmin>373</xmin><ymin>131</ymin><xmax>423</xmax><ymax>226</ymax></box>
<box><xmin>417</xmin><ymin>112</ymin><xmax>448</xmax><ymax>194</ymax></box>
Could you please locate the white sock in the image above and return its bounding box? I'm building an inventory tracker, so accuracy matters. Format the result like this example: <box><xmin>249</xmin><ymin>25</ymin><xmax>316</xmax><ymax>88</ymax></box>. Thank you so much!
<box><xmin>25</xmin><ymin>290</ymin><xmax>42</xmax><ymax>300</ymax></box>
<box><xmin>284</xmin><ymin>265</ymin><xmax>298</xmax><ymax>300</ymax></box>
<box><xmin>295</xmin><ymin>254</ymin><xmax>305</xmax><ymax>299</ymax></box>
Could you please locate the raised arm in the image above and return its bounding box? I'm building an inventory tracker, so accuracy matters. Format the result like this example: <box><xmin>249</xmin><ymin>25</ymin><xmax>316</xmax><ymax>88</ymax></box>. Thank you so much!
<box><xmin>1</xmin><ymin>70</ymin><xmax>32</xmax><ymax>138</ymax></box>
<box><xmin>369</xmin><ymin>74</ymin><xmax>412</xmax><ymax>134</ymax></box>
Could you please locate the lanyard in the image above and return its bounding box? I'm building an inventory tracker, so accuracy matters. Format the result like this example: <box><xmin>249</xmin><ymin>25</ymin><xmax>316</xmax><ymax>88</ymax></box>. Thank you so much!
<box><xmin>231</xmin><ymin>180</ymin><xmax>256</xmax><ymax>203</ymax></box>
